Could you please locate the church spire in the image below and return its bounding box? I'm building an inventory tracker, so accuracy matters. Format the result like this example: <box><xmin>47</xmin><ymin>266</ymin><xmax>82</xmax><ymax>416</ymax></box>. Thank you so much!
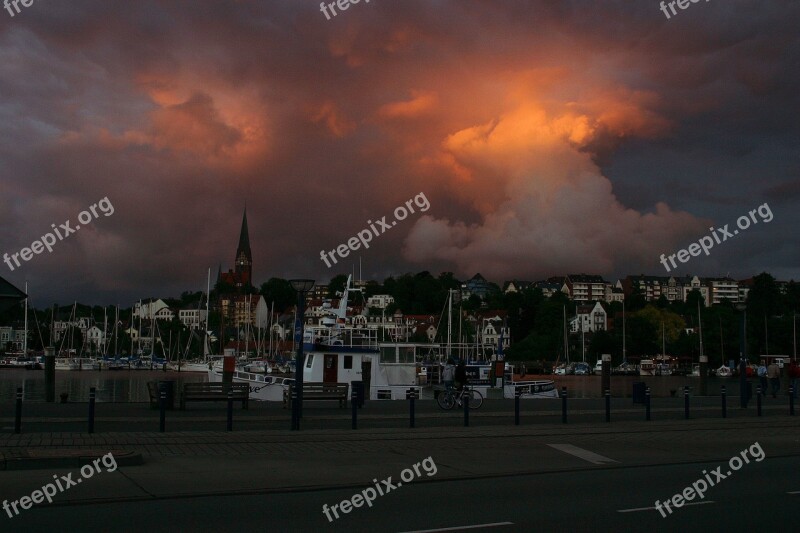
<box><xmin>237</xmin><ymin>208</ymin><xmax>251</xmax><ymax>258</ymax></box>
<box><xmin>234</xmin><ymin>207</ymin><xmax>252</xmax><ymax>287</ymax></box>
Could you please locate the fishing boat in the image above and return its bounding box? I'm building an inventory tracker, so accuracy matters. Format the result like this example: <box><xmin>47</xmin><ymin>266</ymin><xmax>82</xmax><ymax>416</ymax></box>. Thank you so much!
<box><xmin>639</xmin><ymin>359</ymin><xmax>655</xmax><ymax>376</ymax></box>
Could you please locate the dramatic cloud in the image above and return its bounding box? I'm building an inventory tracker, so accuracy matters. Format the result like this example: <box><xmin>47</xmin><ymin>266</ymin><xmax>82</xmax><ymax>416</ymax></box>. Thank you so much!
<box><xmin>0</xmin><ymin>0</ymin><xmax>797</xmax><ymax>304</ymax></box>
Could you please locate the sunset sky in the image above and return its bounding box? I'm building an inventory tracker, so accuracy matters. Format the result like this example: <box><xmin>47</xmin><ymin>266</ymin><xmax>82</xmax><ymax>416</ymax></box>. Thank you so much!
<box><xmin>0</xmin><ymin>0</ymin><xmax>798</xmax><ymax>305</ymax></box>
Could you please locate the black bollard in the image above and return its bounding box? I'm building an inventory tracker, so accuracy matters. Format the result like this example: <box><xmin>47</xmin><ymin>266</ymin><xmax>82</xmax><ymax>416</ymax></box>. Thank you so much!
<box><xmin>351</xmin><ymin>388</ymin><xmax>358</xmax><ymax>430</ymax></box>
<box><xmin>605</xmin><ymin>389</ymin><xmax>611</xmax><ymax>423</ymax></box>
<box><xmin>684</xmin><ymin>386</ymin><xmax>690</xmax><ymax>420</ymax></box>
<box><xmin>791</xmin><ymin>387</ymin><xmax>795</xmax><ymax>416</ymax></box>
<box><xmin>406</xmin><ymin>388</ymin><xmax>417</xmax><ymax>428</ymax></box>
<box><xmin>14</xmin><ymin>387</ymin><xmax>22</xmax><ymax>434</ymax></box>
<box><xmin>290</xmin><ymin>388</ymin><xmax>299</xmax><ymax>431</ymax></box>
<box><xmin>561</xmin><ymin>387</ymin><xmax>567</xmax><ymax>424</ymax></box>
<box><xmin>463</xmin><ymin>389</ymin><xmax>470</xmax><ymax>427</ymax></box>
<box><xmin>757</xmin><ymin>386</ymin><xmax>762</xmax><ymax>417</ymax></box>
<box><xmin>645</xmin><ymin>387</ymin><xmax>651</xmax><ymax>421</ymax></box>
<box><xmin>159</xmin><ymin>387</ymin><xmax>166</xmax><ymax>432</ymax></box>
<box><xmin>515</xmin><ymin>388</ymin><xmax>522</xmax><ymax>426</ymax></box>
<box><xmin>721</xmin><ymin>385</ymin><xmax>727</xmax><ymax>418</ymax></box>
<box><xmin>44</xmin><ymin>348</ymin><xmax>55</xmax><ymax>403</ymax></box>
<box><xmin>227</xmin><ymin>391</ymin><xmax>233</xmax><ymax>431</ymax></box>
<box><xmin>88</xmin><ymin>387</ymin><xmax>96</xmax><ymax>434</ymax></box>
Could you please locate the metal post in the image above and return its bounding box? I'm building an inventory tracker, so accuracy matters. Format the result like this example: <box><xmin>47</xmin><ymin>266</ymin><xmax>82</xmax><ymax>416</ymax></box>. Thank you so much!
<box><xmin>645</xmin><ymin>387</ymin><xmax>651</xmax><ymax>421</ymax></box>
<box><xmin>227</xmin><ymin>391</ymin><xmax>233</xmax><ymax>431</ymax></box>
<box><xmin>601</xmin><ymin>354</ymin><xmax>611</xmax><ymax>398</ymax></box>
<box><xmin>515</xmin><ymin>388</ymin><xmax>521</xmax><ymax>426</ymax></box>
<box><xmin>407</xmin><ymin>388</ymin><xmax>416</xmax><ymax>428</ymax></box>
<box><xmin>351</xmin><ymin>388</ymin><xmax>358</xmax><ymax>430</ymax></box>
<box><xmin>739</xmin><ymin>357</ymin><xmax>748</xmax><ymax>409</ymax></box>
<box><xmin>605</xmin><ymin>389</ymin><xmax>610</xmax><ymax>423</ymax></box>
<box><xmin>88</xmin><ymin>387</ymin><xmax>96</xmax><ymax>434</ymax></box>
<box><xmin>757</xmin><ymin>385</ymin><xmax>762</xmax><ymax>417</ymax></box>
<box><xmin>699</xmin><ymin>355</ymin><xmax>708</xmax><ymax>396</ymax></box>
<box><xmin>292</xmin><ymin>290</ymin><xmax>307</xmax><ymax>425</ymax></box>
<box><xmin>14</xmin><ymin>387</ymin><xmax>22</xmax><ymax>434</ymax></box>
<box><xmin>791</xmin><ymin>387</ymin><xmax>795</xmax><ymax>416</ymax></box>
<box><xmin>721</xmin><ymin>385</ymin><xmax>727</xmax><ymax>418</ymax></box>
<box><xmin>561</xmin><ymin>386</ymin><xmax>567</xmax><ymax>424</ymax></box>
<box><xmin>290</xmin><ymin>387</ymin><xmax>299</xmax><ymax>431</ymax></box>
<box><xmin>45</xmin><ymin>347</ymin><xmax>55</xmax><ymax>402</ymax></box>
<box><xmin>463</xmin><ymin>389</ymin><xmax>469</xmax><ymax>427</ymax></box>
<box><xmin>159</xmin><ymin>387</ymin><xmax>166</xmax><ymax>432</ymax></box>
<box><xmin>684</xmin><ymin>386</ymin><xmax>690</xmax><ymax>419</ymax></box>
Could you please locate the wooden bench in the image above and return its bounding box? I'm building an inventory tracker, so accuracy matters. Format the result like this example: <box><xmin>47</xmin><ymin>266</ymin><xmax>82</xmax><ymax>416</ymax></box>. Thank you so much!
<box><xmin>180</xmin><ymin>383</ymin><xmax>249</xmax><ymax>410</ymax></box>
<box><xmin>283</xmin><ymin>382</ymin><xmax>349</xmax><ymax>408</ymax></box>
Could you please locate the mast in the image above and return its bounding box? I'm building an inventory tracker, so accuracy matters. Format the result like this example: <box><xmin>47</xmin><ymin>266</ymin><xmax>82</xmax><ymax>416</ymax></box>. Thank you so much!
<box><xmin>622</xmin><ymin>299</ymin><xmax>626</xmax><ymax>364</ymax></box>
<box><xmin>697</xmin><ymin>301</ymin><xmax>704</xmax><ymax>364</ymax></box>
<box><xmin>563</xmin><ymin>305</ymin><xmax>568</xmax><ymax>364</ymax></box>
<box><xmin>794</xmin><ymin>312</ymin><xmax>797</xmax><ymax>362</ymax></box>
<box><xmin>764</xmin><ymin>315</ymin><xmax>769</xmax><ymax>356</ymax></box>
<box><xmin>447</xmin><ymin>289</ymin><xmax>453</xmax><ymax>359</ymax></box>
<box><xmin>115</xmin><ymin>305</ymin><xmax>119</xmax><ymax>356</ymax></box>
<box><xmin>23</xmin><ymin>282</ymin><xmax>28</xmax><ymax>355</ymax></box>
<box><xmin>719</xmin><ymin>317</ymin><xmax>724</xmax><ymax>362</ymax></box>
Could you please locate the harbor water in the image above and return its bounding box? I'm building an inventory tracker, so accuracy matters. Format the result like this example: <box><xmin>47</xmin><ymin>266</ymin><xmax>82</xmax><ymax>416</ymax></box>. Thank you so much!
<box><xmin>0</xmin><ymin>369</ymin><xmax>208</xmax><ymax>402</ymax></box>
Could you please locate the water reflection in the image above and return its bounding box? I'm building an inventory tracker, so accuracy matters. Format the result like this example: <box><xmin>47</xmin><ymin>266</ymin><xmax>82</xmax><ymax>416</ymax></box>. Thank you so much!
<box><xmin>0</xmin><ymin>370</ymin><xmax>207</xmax><ymax>402</ymax></box>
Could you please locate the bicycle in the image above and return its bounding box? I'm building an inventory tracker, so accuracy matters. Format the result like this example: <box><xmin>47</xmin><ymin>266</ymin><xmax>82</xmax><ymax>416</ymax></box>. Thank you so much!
<box><xmin>437</xmin><ymin>385</ymin><xmax>483</xmax><ymax>410</ymax></box>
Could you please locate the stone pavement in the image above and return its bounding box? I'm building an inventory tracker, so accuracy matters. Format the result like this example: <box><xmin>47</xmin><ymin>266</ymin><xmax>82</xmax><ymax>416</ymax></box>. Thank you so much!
<box><xmin>1</xmin><ymin>415</ymin><xmax>799</xmax><ymax>509</ymax></box>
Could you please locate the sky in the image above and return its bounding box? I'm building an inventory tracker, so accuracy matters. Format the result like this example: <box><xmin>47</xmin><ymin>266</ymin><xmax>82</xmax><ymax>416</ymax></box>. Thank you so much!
<box><xmin>0</xmin><ymin>0</ymin><xmax>798</xmax><ymax>306</ymax></box>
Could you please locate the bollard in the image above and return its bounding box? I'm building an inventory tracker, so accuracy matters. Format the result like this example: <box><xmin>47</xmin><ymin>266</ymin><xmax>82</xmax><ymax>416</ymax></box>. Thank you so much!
<box><xmin>290</xmin><ymin>388</ymin><xmax>299</xmax><ymax>431</ymax></box>
<box><xmin>645</xmin><ymin>387</ymin><xmax>651</xmax><ymax>421</ymax></box>
<box><xmin>515</xmin><ymin>388</ymin><xmax>522</xmax><ymax>426</ymax></box>
<box><xmin>351</xmin><ymin>388</ymin><xmax>358</xmax><ymax>430</ymax></box>
<box><xmin>159</xmin><ymin>387</ymin><xmax>166</xmax><ymax>432</ymax></box>
<box><xmin>14</xmin><ymin>387</ymin><xmax>22</xmax><ymax>434</ymax></box>
<box><xmin>88</xmin><ymin>387</ymin><xmax>96</xmax><ymax>434</ymax></box>
<box><xmin>684</xmin><ymin>386</ymin><xmax>690</xmax><ymax>420</ymax></box>
<box><xmin>227</xmin><ymin>391</ymin><xmax>233</xmax><ymax>431</ymax></box>
<box><xmin>406</xmin><ymin>388</ymin><xmax>417</xmax><ymax>428</ymax></box>
<box><xmin>791</xmin><ymin>387</ymin><xmax>795</xmax><ymax>416</ymax></box>
<box><xmin>463</xmin><ymin>389</ymin><xmax>470</xmax><ymax>427</ymax></box>
<box><xmin>757</xmin><ymin>385</ymin><xmax>762</xmax><ymax>417</ymax></box>
<box><xmin>561</xmin><ymin>387</ymin><xmax>567</xmax><ymax>424</ymax></box>
<box><xmin>721</xmin><ymin>385</ymin><xmax>727</xmax><ymax>418</ymax></box>
<box><xmin>605</xmin><ymin>389</ymin><xmax>610</xmax><ymax>423</ymax></box>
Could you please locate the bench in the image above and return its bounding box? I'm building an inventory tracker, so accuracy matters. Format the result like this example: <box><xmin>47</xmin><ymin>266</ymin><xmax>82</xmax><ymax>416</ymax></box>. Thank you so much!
<box><xmin>283</xmin><ymin>382</ymin><xmax>349</xmax><ymax>408</ymax></box>
<box><xmin>180</xmin><ymin>383</ymin><xmax>249</xmax><ymax>410</ymax></box>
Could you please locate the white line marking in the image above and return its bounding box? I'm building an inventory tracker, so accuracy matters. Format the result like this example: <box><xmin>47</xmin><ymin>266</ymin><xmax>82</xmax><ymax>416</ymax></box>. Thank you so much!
<box><xmin>547</xmin><ymin>443</ymin><xmax>618</xmax><ymax>464</ymax></box>
<box><xmin>398</xmin><ymin>522</ymin><xmax>514</xmax><ymax>533</ymax></box>
<box><xmin>788</xmin><ymin>491</ymin><xmax>800</xmax><ymax>494</ymax></box>
<box><xmin>618</xmin><ymin>501</ymin><xmax>715</xmax><ymax>513</ymax></box>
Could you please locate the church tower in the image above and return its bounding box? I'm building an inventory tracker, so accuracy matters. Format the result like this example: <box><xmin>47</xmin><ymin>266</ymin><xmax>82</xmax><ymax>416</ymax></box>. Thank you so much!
<box><xmin>234</xmin><ymin>208</ymin><xmax>252</xmax><ymax>286</ymax></box>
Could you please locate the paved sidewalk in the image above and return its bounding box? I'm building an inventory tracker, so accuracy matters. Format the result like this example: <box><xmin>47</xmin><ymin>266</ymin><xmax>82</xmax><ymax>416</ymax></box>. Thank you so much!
<box><xmin>1</xmin><ymin>417</ymin><xmax>798</xmax><ymax>510</ymax></box>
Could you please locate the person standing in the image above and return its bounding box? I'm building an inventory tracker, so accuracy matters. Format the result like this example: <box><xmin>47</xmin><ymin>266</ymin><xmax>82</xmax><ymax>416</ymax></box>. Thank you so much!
<box><xmin>767</xmin><ymin>360</ymin><xmax>781</xmax><ymax>398</ymax></box>
<box><xmin>757</xmin><ymin>361</ymin><xmax>768</xmax><ymax>396</ymax></box>
<box><xmin>442</xmin><ymin>359</ymin><xmax>455</xmax><ymax>392</ymax></box>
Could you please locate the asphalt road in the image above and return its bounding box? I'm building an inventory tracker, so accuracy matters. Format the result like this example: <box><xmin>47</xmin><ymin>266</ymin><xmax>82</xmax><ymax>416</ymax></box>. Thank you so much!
<box><xmin>7</xmin><ymin>455</ymin><xmax>798</xmax><ymax>532</ymax></box>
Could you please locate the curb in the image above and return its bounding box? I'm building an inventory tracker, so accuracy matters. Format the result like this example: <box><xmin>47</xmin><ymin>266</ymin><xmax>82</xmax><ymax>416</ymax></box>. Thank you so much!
<box><xmin>0</xmin><ymin>449</ymin><xmax>144</xmax><ymax>471</ymax></box>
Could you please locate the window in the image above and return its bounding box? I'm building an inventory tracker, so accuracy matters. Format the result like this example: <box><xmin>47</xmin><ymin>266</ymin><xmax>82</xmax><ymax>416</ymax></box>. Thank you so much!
<box><xmin>305</xmin><ymin>353</ymin><xmax>314</xmax><ymax>368</ymax></box>
<box><xmin>399</xmin><ymin>346</ymin><xmax>415</xmax><ymax>363</ymax></box>
<box><xmin>344</xmin><ymin>355</ymin><xmax>353</xmax><ymax>369</ymax></box>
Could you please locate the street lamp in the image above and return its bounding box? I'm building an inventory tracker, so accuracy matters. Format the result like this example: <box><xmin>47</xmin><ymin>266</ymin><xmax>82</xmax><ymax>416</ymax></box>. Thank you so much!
<box><xmin>289</xmin><ymin>279</ymin><xmax>315</xmax><ymax>430</ymax></box>
<box><xmin>737</xmin><ymin>302</ymin><xmax>747</xmax><ymax>408</ymax></box>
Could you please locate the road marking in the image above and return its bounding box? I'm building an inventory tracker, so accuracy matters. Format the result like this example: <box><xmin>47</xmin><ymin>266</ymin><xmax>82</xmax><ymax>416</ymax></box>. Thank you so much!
<box><xmin>546</xmin><ymin>443</ymin><xmax>618</xmax><ymax>465</ymax></box>
<box><xmin>788</xmin><ymin>491</ymin><xmax>800</xmax><ymax>494</ymax></box>
<box><xmin>398</xmin><ymin>522</ymin><xmax>514</xmax><ymax>533</ymax></box>
<box><xmin>618</xmin><ymin>501</ymin><xmax>715</xmax><ymax>513</ymax></box>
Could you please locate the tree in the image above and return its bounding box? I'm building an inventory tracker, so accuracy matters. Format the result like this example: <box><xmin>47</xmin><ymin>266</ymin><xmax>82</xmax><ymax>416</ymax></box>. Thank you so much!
<box><xmin>259</xmin><ymin>278</ymin><xmax>295</xmax><ymax>312</ymax></box>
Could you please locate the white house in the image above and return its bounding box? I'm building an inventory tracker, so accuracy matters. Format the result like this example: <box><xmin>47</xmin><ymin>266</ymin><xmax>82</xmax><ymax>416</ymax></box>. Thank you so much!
<box><xmin>570</xmin><ymin>302</ymin><xmax>608</xmax><ymax>333</ymax></box>
<box><xmin>85</xmin><ymin>326</ymin><xmax>105</xmax><ymax>350</ymax></box>
<box><xmin>367</xmin><ymin>295</ymin><xmax>395</xmax><ymax>309</ymax></box>
<box><xmin>134</xmin><ymin>299</ymin><xmax>175</xmax><ymax>321</ymax></box>
<box><xmin>179</xmin><ymin>309</ymin><xmax>208</xmax><ymax>330</ymax></box>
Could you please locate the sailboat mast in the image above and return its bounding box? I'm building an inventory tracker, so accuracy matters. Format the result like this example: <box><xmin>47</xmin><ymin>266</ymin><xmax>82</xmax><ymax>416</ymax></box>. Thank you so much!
<box><xmin>697</xmin><ymin>301</ymin><xmax>704</xmax><ymax>363</ymax></box>
<box><xmin>622</xmin><ymin>299</ymin><xmax>626</xmax><ymax>363</ymax></box>
<box><xmin>447</xmin><ymin>289</ymin><xmax>452</xmax><ymax>358</ymax></box>
<box><xmin>563</xmin><ymin>305</ymin><xmax>568</xmax><ymax>364</ymax></box>
<box><xmin>23</xmin><ymin>282</ymin><xmax>28</xmax><ymax>355</ymax></box>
